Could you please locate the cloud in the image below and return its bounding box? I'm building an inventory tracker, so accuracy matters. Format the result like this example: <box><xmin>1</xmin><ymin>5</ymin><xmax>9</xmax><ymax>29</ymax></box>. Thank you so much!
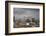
<box><xmin>13</xmin><ymin>8</ymin><xmax>39</xmax><ymax>19</ymax></box>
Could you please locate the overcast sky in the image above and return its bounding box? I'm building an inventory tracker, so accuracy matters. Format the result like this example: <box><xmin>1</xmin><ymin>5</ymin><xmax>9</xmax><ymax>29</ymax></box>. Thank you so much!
<box><xmin>13</xmin><ymin>8</ymin><xmax>39</xmax><ymax>20</ymax></box>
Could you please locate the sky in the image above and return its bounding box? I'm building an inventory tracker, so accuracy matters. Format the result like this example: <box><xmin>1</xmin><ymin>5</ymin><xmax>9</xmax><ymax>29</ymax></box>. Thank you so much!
<box><xmin>13</xmin><ymin>8</ymin><xmax>39</xmax><ymax>20</ymax></box>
